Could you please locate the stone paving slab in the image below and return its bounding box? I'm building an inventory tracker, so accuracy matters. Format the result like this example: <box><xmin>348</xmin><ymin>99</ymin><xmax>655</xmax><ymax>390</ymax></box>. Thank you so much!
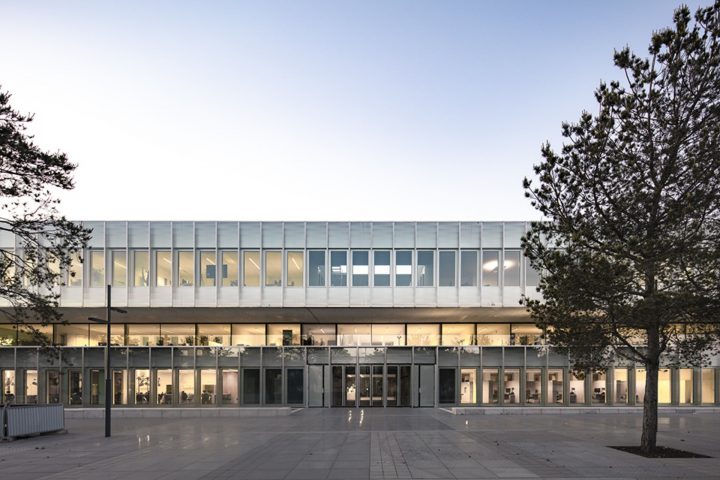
<box><xmin>0</xmin><ymin>409</ymin><xmax>718</xmax><ymax>479</ymax></box>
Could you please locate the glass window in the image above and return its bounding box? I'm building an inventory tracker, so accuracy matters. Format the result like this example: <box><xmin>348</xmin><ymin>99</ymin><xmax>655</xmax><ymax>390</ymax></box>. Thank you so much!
<box><xmin>25</xmin><ymin>370</ymin><xmax>38</xmax><ymax>404</ymax></box>
<box><xmin>200</xmin><ymin>370</ymin><xmax>216</xmax><ymax>405</ymax></box>
<box><xmin>157</xmin><ymin>369</ymin><xmax>173</xmax><ymax>405</ymax></box>
<box><xmin>161</xmin><ymin>324</ymin><xmax>195</xmax><ymax>346</ymax></box>
<box><xmin>89</xmin><ymin>324</ymin><xmax>124</xmax><ymax>346</ymax></box>
<box><xmin>243</xmin><ymin>369</ymin><xmax>260</xmax><ymax>404</ymax></box>
<box><xmin>482</xmin><ymin>250</ymin><xmax>499</xmax><ymax>286</ymax></box>
<box><xmin>267</xmin><ymin>324</ymin><xmax>300</xmax><ymax>346</ymax></box>
<box><xmin>460</xmin><ymin>369</ymin><xmax>476</xmax><ymax>404</ymax></box>
<box><xmin>17</xmin><ymin>324</ymin><xmax>51</xmax><ymax>345</ymax></box>
<box><xmin>504</xmin><ymin>250</ymin><xmax>521</xmax><ymax>287</ymax></box>
<box><xmin>286</xmin><ymin>251</ymin><xmax>304</xmax><ymax>287</ymax></box>
<box><xmin>591</xmin><ymin>371</ymin><xmax>606</xmax><ymax>404</ymax></box>
<box><xmin>659</xmin><ymin>368</ymin><xmax>671</xmax><ymax>404</ymax></box>
<box><xmin>197</xmin><ymin>324</ymin><xmax>231</xmax><ymax>346</ymax></box>
<box><xmin>395</xmin><ymin>250</ymin><xmax>412</xmax><ymax>287</ymax></box>
<box><xmin>511</xmin><ymin>324</ymin><xmax>543</xmax><ymax>345</ymax></box>
<box><xmin>264</xmin><ymin>251</ymin><xmax>281</xmax><ymax>287</ymax></box>
<box><xmin>243</xmin><ymin>251</ymin><xmax>260</xmax><ymax>287</ymax></box>
<box><xmin>439</xmin><ymin>251</ymin><xmax>456</xmax><ymax>287</ymax></box>
<box><xmin>308</xmin><ymin>251</ymin><xmax>326</xmax><ymax>287</ymax></box>
<box><xmin>43</xmin><ymin>370</ymin><xmax>60</xmax><ymax>403</ymax></box>
<box><xmin>548</xmin><ymin>369</ymin><xmax>564</xmax><ymax>404</ymax></box>
<box><xmin>199</xmin><ymin>251</ymin><xmax>217</xmax><ymax>287</ymax></box>
<box><xmin>407</xmin><ymin>324</ymin><xmax>440</xmax><ymax>346</ymax></box>
<box><xmin>2</xmin><ymin>370</ymin><xmax>16</xmax><ymax>403</ymax></box>
<box><xmin>526</xmin><ymin>368</ymin><xmax>542</xmax><ymax>404</ymax></box>
<box><xmin>222</xmin><ymin>370</ymin><xmax>238</xmax><ymax>404</ymax></box>
<box><xmin>265</xmin><ymin>369</ymin><xmax>282</xmax><ymax>404</ymax></box>
<box><xmin>127</xmin><ymin>324</ymin><xmax>161</xmax><ymax>346</ymax></box>
<box><xmin>232</xmin><ymin>324</ymin><xmax>265</xmax><ymax>346</ymax></box>
<box><xmin>352</xmin><ymin>251</ymin><xmax>369</xmax><ymax>286</ymax></box>
<box><xmin>476</xmin><ymin>324</ymin><xmax>510</xmax><ymax>346</ymax></box>
<box><xmin>615</xmin><ymin>369</ymin><xmax>628</xmax><ymax>404</ymax></box>
<box><xmin>371</xmin><ymin>324</ymin><xmax>405</xmax><ymax>346</ymax></box>
<box><xmin>68</xmin><ymin>253</ymin><xmax>83</xmax><ymax>287</ymax></box>
<box><xmin>134</xmin><ymin>369</ymin><xmax>150</xmax><ymax>405</ymax></box>
<box><xmin>460</xmin><ymin>250</ymin><xmax>477</xmax><ymax>287</ymax></box>
<box><xmin>679</xmin><ymin>369</ymin><xmax>693</xmax><ymax>405</ymax></box>
<box><xmin>287</xmin><ymin>369</ymin><xmax>304</xmax><ymax>404</ymax></box>
<box><xmin>337</xmin><ymin>324</ymin><xmax>371</xmax><ymax>346</ymax></box>
<box><xmin>442</xmin><ymin>324</ymin><xmax>475</xmax><ymax>346</ymax></box>
<box><xmin>154</xmin><ymin>250</ymin><xmax>171</xmax><ymax>287</ymax></box>
<box><xmin>330</xmin><ymin>251</ymin><xmax>347</xmax><ymax>287</ymax></box>
<box><xmin>302</xmin><ymin>324</ymin><xmax>336</xmax><ymax>346</ymax></box>
<box><xmin>482</xmin><ymin>368</ymin><xmax>499</xmax><ymax>404</ymax></box>
<box><xmin>636</xmin><ymin>368</ymin><xmax>646</xmax><ymax>404</ymax></box>
<box><xmin>177</xmin><ymin>251</ymin><xmax>194</xmax><ymax>286</ymax></box>
<box><xmin>373</xmin><ymin>251</ymin><xmax>390</xmax><ymax>287</ymax></box>
<box><xmin>113</xmin><ymin>370</ymin><xmax>127</xmax><ymax>405</ymax></box>
<box><xmin>111</xmin><ymin>250</ymin><xmax>126</xmax><ymax>287</ymax></box>
<box><xmin>179</xmin><ymin>370</ymin><xmax>195</xmax><ymax>404</ymax></box>
<box><xmin>221</xmin><ymin>251</ymin><xmax>239</xmax><ymax>287</ymax></box>
<box><xmin>569</xmin><ymin>371</ymin><xmax>585</xmax><ymax>404</ymax></box>
<box><xmin>132</xmin><ymin>250</ymin><xmax>149</xmax><ymax>287</ymax></box>
<box><xmin>526</xmin><ymin>259</ymin><xmax>541</xmax><ymax>287</ymax></box>
<box><xmin>416</xmin><ymin>251</ymin><xmax>434</xmax><ymax>287</ymax></box>
<box><xmin>504</xmin><ymin>369</ymin><xmax>520</xmax><ymax>404</ymax></box>
<box><xmin>89</xmin><ymin>250</ymin><xmax>104</xmax><ymax>287</ymax></box>
<box><xmin>702</xmin><ymin>368</ymin><xmax>715</xmax><ymax>404</ymax></box>
<box><xmin>54</xmin><ymin>324</ymin><xmax>88</xmax><ymax>346</ymax></box>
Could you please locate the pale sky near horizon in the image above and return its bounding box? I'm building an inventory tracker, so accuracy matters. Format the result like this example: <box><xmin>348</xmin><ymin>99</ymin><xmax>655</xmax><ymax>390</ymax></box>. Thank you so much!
<box><xmin>1</xmin><ymin>1</ymin><xmax>710</xmax><ymax>222</ymax></box>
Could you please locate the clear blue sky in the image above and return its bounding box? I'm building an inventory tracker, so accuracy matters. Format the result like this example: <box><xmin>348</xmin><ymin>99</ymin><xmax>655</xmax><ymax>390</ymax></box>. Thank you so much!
<box><xmin>1</xmin><ymin>0</ymin><xmax>710</xmax><ymax>221</ymax></box>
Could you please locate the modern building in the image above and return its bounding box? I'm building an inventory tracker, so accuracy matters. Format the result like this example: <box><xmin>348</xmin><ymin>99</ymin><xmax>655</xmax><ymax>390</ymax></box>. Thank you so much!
<box><xmin>0</xmin><ymin>221</ymin><xmax>717</xmax><ymax>409</ymax></box>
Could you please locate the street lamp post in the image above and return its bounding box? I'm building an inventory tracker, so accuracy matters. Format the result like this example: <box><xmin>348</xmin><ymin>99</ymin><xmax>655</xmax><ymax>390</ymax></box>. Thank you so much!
<box><xmin>89</xmin><ymin>284</ymin><xmax>127</xmax><ymax>438</ymax></box>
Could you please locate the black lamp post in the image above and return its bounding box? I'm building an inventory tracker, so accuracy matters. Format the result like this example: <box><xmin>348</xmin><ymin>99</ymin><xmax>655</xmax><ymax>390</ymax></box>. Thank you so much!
<box><xmin>89</xmin><ymin>284</ymin><xmax>127</xmax><ymax>438</ymax></box>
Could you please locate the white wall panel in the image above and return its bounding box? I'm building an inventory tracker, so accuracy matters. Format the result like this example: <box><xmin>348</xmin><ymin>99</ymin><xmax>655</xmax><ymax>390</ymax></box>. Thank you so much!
<box><xmin>128</xmin><ymin>287</ymin><xmax>150</xmax><ymax>307</ymax></box>
<box><xmin>262</xmin><ymin>223</ymin><xmax>283</xmax><ymax>248</ymax></box>
<box><xmin>502</xmin><ymin>286</ymin><xmax>523</xmax><ymax>307</ymax></box>
<box><xmin>59</xmin><ymin>288</ymin><xmax>83</xmax><ymax>307</ymax></box>
<box><xmin>284</xmin><ymin>223</ymin><xmax>305</xmax><ymax>248</ymax></box>
<box><xmin>105</xmin><ymin>222</ymin><xmax>127</xmax><ymax>248</ymax></box>
<box><xmin>481</xmin><ymin>286</ymin><xmax>502</xmax><ymax>307</ymax></box>
<box><xmin>370</xmin><ymin>288</ymin><xmax>393</xmax><ymax>306</ymax></box>
<box><xmin>414</xmin><ymin>288</ymin><xmax>436</xmax><ymax>306</ymax></box>
<box><xmin>217</xmin><ymin>222</ymin><xmax>239</xmax><ymax>248</ymax></box>
<box><xmin>328</xmin><ymin>288</ymin><xmax>349</xmax><ymax>306</ymax></box>
<box><xmin>350</xmin><ymin>223</ymin><xmax>371</xmax><ymax>248</ymax></box>
<box><xmin>305</xmin><ymin>288</ymin><xmax>327</xmax><ymax>307</ymax></box>
<box><xmin>416</xmin><ymin>223</ymin><xmax>437</xmax><ymax>248</ymax></box>
<box><xmin>173</xmin><ymin>287</ymin><xmax>195</xmax><ymax>307</ymax></box>
<box><xmin>328</xmin><ymin>223</ymin><xmax>349</xmax><ymax>248</ymax></box>
<box><xmin>85</xmin><ymin>288</ymin><xmax>106</xmax><ymax>307</ymax></box>
<box><xmin>239</xmin><ymin>223</ymin><xmax>261</xmax><ymax>248</ymax></box>
<box><xmin>459</xmin><ymin>287</ymin><xmax>481</xmax><ymax>307</ymax></box>
<box><xmin>218</xmin><ymin>287</ymin><xmax>239</xmax><ymax>306</ymax></box>
<box><xmin>283</xmin><ymin>288</ymin><xmax>305</xmax><ymax>307</ymax></box>
<box><xmin>306</xmin><ymin>223</ymin><xmax>327</xmax><ymax>248</ymax></box>
<box><xmin>393</xmin><ymin>288</ymin><xmax>414</xmax><ymax>306</ymax></box>
<box><xmin>128</xmin><ymin>222</ymin><xmax>149</xmax><ymax>248</ymax></box>
<box><xmin>195</xmin><ymin>222</ymin><xmax>216</xmax><ymax>248</ymax></box>
<box><xmin>110</xmin><ymin>287</ymin><xmax>128</xmax><ymax>307</ymax></box>
<box><xmin>239</xmin><ymin>288</ymin><xmax>261</xmax><ymax>307</ymax></box>
<box><xmin>349</xmin><ymin>287</ymin><xmax>371</xmax><ymax>306</ymax></box>
<box><xmin>150</xmin><ymin>288</ymin><xmax>172</xmax><ymax>307</ymax></box>
<box><xmin>437</xmin><ymin>287</ymin><xmax>459</xmax><ymax>307</ymax></box>
<box><xmin>261</xmin><ymin>288</ymin><xmax>282</xmax><ymax>306</ymax></box>
<box><xmin>393</xmin><ymin>223</ymin><xmax>415</xmax><ymax>248</ymax></box>
<box><xmin>195</xmin><ymin>288</ymin><xmax>217</xmax><ymax>307</ymax></box>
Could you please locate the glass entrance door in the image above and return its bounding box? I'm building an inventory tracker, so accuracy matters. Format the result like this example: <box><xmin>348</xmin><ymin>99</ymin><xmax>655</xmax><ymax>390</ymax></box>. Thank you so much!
<box><xmin>371</xmin><ymin>366</ymin><xmax>383</xmax><ymax>407</ymax></box>
<box><xmin>359</xmin><ymin>366</ymin><xmax>371</xmax><ymax>406</ymax></box>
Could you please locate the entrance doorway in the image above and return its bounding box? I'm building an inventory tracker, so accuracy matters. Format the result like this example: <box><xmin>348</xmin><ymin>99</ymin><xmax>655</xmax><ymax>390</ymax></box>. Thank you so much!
<box><xmin>329</xmin><ymin>365</ymin><xmax>411</xmax><ymax>407</ymax></box>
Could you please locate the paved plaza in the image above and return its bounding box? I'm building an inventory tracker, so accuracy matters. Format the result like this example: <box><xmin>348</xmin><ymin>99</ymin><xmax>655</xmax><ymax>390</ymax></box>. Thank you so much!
<box><xmin>1</xmin><ymin>409</ymin><xmax>719</xmax><ymax>480</ymax></box>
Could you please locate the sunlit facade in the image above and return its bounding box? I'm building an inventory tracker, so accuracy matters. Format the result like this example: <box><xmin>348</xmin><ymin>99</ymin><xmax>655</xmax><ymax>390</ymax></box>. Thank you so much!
<box><xmin>0</xmin><ymin>221</ymin><xmax>717</xmax><ymax>408</ymax></box>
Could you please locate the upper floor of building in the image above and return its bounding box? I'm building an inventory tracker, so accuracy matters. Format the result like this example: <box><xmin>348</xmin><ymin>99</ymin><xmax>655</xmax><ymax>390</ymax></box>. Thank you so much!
<box><xmin>0</xmin><ymin>221</ymin><xmax>543</xmax><ymax>309</ymax></box>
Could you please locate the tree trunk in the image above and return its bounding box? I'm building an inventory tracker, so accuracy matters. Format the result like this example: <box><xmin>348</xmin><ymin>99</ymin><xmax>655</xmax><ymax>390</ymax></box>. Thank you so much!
<box><xmin>640</xmin><ymin>325</ymin><xmax>660</xmax><ymax>454</ymax></box>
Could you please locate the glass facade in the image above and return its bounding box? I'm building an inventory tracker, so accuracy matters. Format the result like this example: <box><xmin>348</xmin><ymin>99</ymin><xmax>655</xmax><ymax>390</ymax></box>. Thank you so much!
<box><xmin>0</xmin><ymin>221</ymin><xmax>716</xmax><ymax>410</ymax></box>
